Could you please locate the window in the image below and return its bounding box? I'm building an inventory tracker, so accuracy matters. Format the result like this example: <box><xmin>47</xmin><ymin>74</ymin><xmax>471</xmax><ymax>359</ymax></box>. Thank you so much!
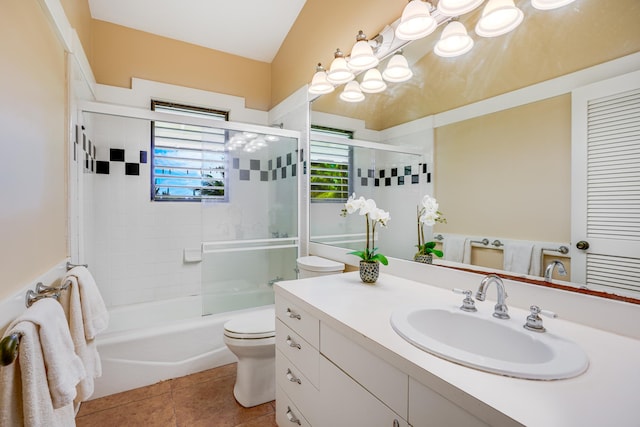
<box><xmin>310</xmin><ymin>126</ymin><xmax>353</xmax><ymax>202</ymax></box>
<box><xmin>151</xmin><ymin>101</ymin><xmax>229</xmax><ymax>201</ymax></box>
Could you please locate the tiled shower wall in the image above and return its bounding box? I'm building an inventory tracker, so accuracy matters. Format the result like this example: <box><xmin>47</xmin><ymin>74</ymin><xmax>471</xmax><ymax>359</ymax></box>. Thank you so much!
<box><xmin>82</xmin><ymin>113</ymin><xmax>298</xmax><ymax>308</ymax></box>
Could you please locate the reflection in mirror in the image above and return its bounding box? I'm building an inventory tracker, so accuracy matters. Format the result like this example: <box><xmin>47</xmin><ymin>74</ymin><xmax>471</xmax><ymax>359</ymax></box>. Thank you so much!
<box><xmin>309</xmin><ymin>0</ymin><xmax>640</xmax><ymax>301</ymax></box>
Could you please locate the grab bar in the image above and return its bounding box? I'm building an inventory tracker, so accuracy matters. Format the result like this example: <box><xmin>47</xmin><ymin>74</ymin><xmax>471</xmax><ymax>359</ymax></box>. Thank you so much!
<box><xmin>470</xmin><ymin>238</ymin><xmax>489</xmax><ymax>246</ymax></box>
<box><xmin>542</xmin><ymin>245</ymin><xmax>569</xmax><ymax>254</ymax></box>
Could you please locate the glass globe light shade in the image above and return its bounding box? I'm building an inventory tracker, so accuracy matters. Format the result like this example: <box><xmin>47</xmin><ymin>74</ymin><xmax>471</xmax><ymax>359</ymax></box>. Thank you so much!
<box><xmin>327</xmin><ymin>49</ymin><xmax>354</xmax><ymax>85</ymax></box>
<box><xmin>308</xmin><ymin>64</ymin><xmax>334</xmax><ymax>95</ymax></box>
<box><xmin>360</xmin><ymin>69</ymin><xmax>387</xmax><ymax>94</ymax></box>
<box><xmin>339</xmin><ymin>81</ymin><xmax>365</xmax><ymax>103</ymax></box>
<box><xmin>475</xmin><ymin>0</ymin><xmax>523</xmax><ymax>37</ymax></box>
<box><xmin>437</xmin><ymin>0</ymin><xmax>484</xmax><ymax>16</ymax></box>
<box><xmin>395</xmin><ymin>0</ymin><xmax>437</xmax><ymax>41</ymax></box>
<box><xmin>382</xmin><ymin>53</ymin><xmax>413</xmax><ymax>83</ymax></box>
<box><xmin>348</xmin><ymin>31</ymin><xmax>380</xmax><ymax>71</ymax></box>
<box><xmin>434</xmin><ymin>21</ymin><xmax>474</xmax><ymax>57</ymax></box>
<box><xmin>531</xmin><ymin>0</ymin><xmax>576</xmax><ymax>10</ymax></box>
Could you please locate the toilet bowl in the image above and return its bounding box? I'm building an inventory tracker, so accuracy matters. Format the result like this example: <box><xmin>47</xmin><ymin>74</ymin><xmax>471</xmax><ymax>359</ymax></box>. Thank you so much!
<box><xmin>297</xmin><ymin>256</ymin><xmax>345</xmax><ymax>279</ymax></box>
<box><xmin>223</xmin><ymin>257</ymin><xmax>344</xmax><ymax>407</ymax></box>
<box><xmin>223</xmin><ymin>307</ymin><xmax>276</xmax><ymax>407</ymax></box>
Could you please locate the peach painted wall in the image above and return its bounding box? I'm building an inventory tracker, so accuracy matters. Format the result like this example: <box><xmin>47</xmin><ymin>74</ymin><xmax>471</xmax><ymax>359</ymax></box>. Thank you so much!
<box><xmin>60</xmin><ymin>0</ymin><xmax>93</xmax><ymax>61</ymax></box>
<box><xmin>0</xmin><ymin>0</ymin><xmax>68</xmax><ymax>299</ymax></box>
<box><xmin>90</xmin><ymin>20</ymin><xmax>272</xmax><ymax>111</ymax></box>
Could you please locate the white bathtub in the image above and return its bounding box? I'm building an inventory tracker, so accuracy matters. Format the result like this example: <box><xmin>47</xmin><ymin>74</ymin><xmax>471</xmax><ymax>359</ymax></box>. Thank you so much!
<box><xmin>92</xmin><ymin>297</ymin><xmax>273</xmax><ymax>399</ymax></box>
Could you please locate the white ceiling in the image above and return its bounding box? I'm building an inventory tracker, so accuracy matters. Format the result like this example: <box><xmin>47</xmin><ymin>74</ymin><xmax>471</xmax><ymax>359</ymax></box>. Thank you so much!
<box><xmin>88</xmin><ymin>0</ymin><xmax>307</xmax><ymax>63</ymax></box>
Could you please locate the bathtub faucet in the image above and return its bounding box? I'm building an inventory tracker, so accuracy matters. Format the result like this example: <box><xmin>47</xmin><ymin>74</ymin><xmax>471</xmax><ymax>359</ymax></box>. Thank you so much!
<box><xmin>268</xmin><ymin>276</ymin><xmax>283</xmax><ymax>286</ymax></box>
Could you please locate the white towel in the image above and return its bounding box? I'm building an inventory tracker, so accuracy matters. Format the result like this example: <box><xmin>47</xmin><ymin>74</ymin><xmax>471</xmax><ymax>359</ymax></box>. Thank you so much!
<box><xmin>0</xmin><ymin>299</ymin><xmax>85</xmax><ymax>426</ymax></box>
<box><xmin>503</xmin><ymin>242</ymin><xmax>534</xmax><ymax>274</ymax></box>
<box><xmin>529</xmin><ymin>245</ymin><xmax>543</xmax><ymax>276</ymax></box>
<box><xmin>65</xmin><ymin>266</ymin><xmax>109</xmax><ymax>339</ymax></box>
<box><xmin>61</xmin><ymin>276</ymin><xmax>102</xmax><ymax>403</ymax></box>
<box><xmin>443</xmin><ymin>235</ymin><xmax>466</xmax><ymax>263</ymax></box>
<box><xmin>462</xmin><ymin>239</ymin><xmax>472</xmax><ymax>265</ymax></box>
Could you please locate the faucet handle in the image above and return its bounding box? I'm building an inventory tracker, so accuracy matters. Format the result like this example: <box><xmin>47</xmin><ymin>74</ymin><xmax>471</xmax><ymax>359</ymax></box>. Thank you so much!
<box><xmin>453</xmin><ymin>288</ymin><xmax>477</xmax><ymax>312</ymax></box>
<box><xmin>523</xmin><ymin>305</ymin><xmax>558</xmax><ymax>332</ymax></box>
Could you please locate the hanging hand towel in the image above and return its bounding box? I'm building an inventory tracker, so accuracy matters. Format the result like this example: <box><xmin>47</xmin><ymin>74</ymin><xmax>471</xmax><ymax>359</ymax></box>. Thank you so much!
<box><xmin>503</xmin><ymin>241</ymin><xmax>534</xmax><ymax>274</ymax></box>
<box><xmin>443</xmin><ymin>235</ymin><xmax>466</xmax><ymax>263</ymax></box>
<box><xmin>65</xmin><ymin>266</ymin><xmax>109</xmax><ymax>339</ymax></box>
<box><xmin>529</xmin><ymin>245</ymin><xmax>543</xmax><ymax>276</ymax></box>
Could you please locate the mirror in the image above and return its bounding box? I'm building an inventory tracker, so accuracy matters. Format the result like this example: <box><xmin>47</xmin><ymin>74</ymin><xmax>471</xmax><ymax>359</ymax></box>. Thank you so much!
<box><xmin>309</xmin><ymin>0</ymin><xmax>640</xmax><ymax>300</ymax></box>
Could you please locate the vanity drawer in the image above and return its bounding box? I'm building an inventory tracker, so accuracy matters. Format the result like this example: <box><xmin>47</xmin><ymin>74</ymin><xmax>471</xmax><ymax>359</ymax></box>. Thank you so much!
<box><xmin>321</xmin><ymin>322</ymin><xmax>408</xmax><ymax>418</ymax></box>
<box><xmin>276</xmin><ymin>349</ymin><xmax>320</xmax><ymax>425</ymax></box>
<box><xmin>276</xmin><ymin>384</ymin><xmax>312</xmax><ymax>427</ymax></box>
<box><xmin>276</xmin><ymin>319</ymin><xmax>319</xmax><ymax>386</ymax></box>
<box><xmin>275</xmin><ymin>294</ymin><xmax>319</xmax><ymax>348</ymax></box>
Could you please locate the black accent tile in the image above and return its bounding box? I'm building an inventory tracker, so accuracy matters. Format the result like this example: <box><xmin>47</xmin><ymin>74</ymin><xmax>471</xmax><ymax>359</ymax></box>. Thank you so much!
<box><xmin>73</xmin><ymin>143</ymin><xmax>76</xmax><ymax>161</ymax></box>
<box><xmin>379</xmin><ymin>169</ymin><xmax>385</xmax><ymax>178</ymax></box>
<box><xmin>268</xmin><ymin>159</ymin><xmax>273</xmax><ymax>170</ymax></box>
<box><xmin>277</xmin><ymin>156</ymin><xmax>282</xmax><ymax>168</ymax></box>
<box><xmin>88</xmin><ymin>140</ymin><xmax>92</xmax><ymax>154</ymax></box>
<box><xmin>404</xmin><ymin>166</ymin><xmax>412</xmax><ymax>175</ymax></box>
<box><xmin>287</xmin><ymin>153</ymin><xmax>292</xmax><ymax>166</ymax></box>
<box><xmin>110</xmin><ymin>148</ymin><xmax>125</xmax><ymax>162</ymax></box>
<box><xmin>140</xmin><ymin>151</ymin><xmax>147</xmax><ymax>164</ymax></box>
<box><xmin>96</xmin><ymin>161</ymin><xmax>110</xmax><ymax>174</ymax></box>
<box><xmin>423</xmin><ymin>163</ymin><xmax>428</xmax><ymax>173</ymax></box>
<box><xmin>125</xmin><ymin>163</ymin><xmax>140</xmax><ymax>176</ymax></box>
<box><xmin>92</xmin><ymin>146</ymin><xmax>96</xmax><ymax>159</ymax></box>
<box><xmin>411</xmin><ymin>174</ymin><xmax>419</xmax><ymax>184</ymax></box>
<box><xmin>357</xmin><ymin>168</ymin><xmax>362</xmax><ymax>177</ymax></box>
<box><xmin>233</xmin><ymin>158</ymin><xmax>240</xmax><ymax>169</ymax></box>
<box><xmin>398</xmin><ymin>176</ymin><xmax>404</xmax><ymax>185</ymax></box>
<box><xmin>91</xmin><ymin>159</ymin><xmax>94</xmax><ymax>172</ymax></box>
<box><xmin>374</xmin><ymin>179</ymin><xmax>380</xmax><ymax>187</ymax></box>
<box><xmin>272</xmin><ymin>169</ymin><xmax>278</xmax><ymax>180</ymax></box>
<box><xmin>260</xmin><ymin>171</ymin><xmax>269</xmax><ymax>181</ymax></box>
<box><xmin>83</xmin><ymin>134</ymin><xmax>86</xmax><ymax>151</ymax></box>
<box><xmin>300</xmin><ymin>149</ymin><xmax>304</xmax><ymax>162</ymax></box>
<box><xmin>281</xmin><ymin>167</ymin><xmax>287</xmax><ymax>179</ymax></box>
<box><xmin>250</xmin><ymin>159</ymin><xmax>260</xmax><ymax>170</ymax></box>
<box><xmin>361</xmin><ymin>177</ymin><xmax>368</xmax><ymax>186</ymax></box>
<box><xmin>427</xmin><ymin>172</ymin><xmax>431</xmax><ymax>183</ymax></box>
<box><xmin>385</xmin><ymin>177</ymin><xmax>391</xmax><ymax>186</ymax></box>
<box><xmin>85</xmin><ymin>153</ymin><xmax>89</xmax><ymax>170</ymax></box>
<box><xmin>239</xmin><ymin>170</ymin><xmax>250</xmax><ymax>181</ymax></box>
<box><xmin>368</xmin><ymin>169</ymin><xmax>375</xmax><ymax>178</ymax></box>
<box><xmin>391</xmin><ymin>168</ymin><xmax>398</xmax><ymax>177</ymax></box>
<box><xmin>292</xmin><ymin>164</ymin><xmax>297</xmax><ymax>177</ymax></box>
<box><xmin>75</xmin><ymin>125</ymin><xmax>79</xmax><ymax>144</ymax></box>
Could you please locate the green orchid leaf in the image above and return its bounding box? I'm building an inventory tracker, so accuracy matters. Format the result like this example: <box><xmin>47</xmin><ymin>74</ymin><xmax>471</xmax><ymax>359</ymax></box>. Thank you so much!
<box><xmin>425</xmin><ymin>241</ymin><xmax>436</xmax><ymax>249</ymax></box>
<box><xmin>432</xmin><ymin>249</ymin><xmax>444</xmax><ymax>258</ymax></box>
<box><xmin>372</xmin><ymin>253</ymin><xmax>389</xmax><ymax>265</ymax></box>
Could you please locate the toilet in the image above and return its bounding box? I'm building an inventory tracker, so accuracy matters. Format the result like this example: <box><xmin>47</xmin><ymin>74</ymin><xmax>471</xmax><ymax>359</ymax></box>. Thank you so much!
<box><xmin>223</xmin><ymin>256</ymin><xmax>344</xmax><ymax>407</ymax></box>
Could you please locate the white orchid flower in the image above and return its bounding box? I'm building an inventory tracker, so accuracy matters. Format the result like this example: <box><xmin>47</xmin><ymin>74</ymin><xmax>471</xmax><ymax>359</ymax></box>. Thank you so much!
<box><xmin>372</xmin><ymin>208</ymin><xmax>391</xmax><ymax>226</ymax></box>
<box><xmin>345</xmin><ymin>193</ymin><xmax>363</xmax><ymax>214</ymax></box>
<box><xmin>359</xmin><ymin>198</ymin><xmax>377</xmax><ymax>216</ymax></box>
<box><xmin>421</xmin><ymin>195</ymin><xmax>439</xmax><ymax>213</ymax></box>
<box><xmin>420</xmin><ymin>210</ymin><xmax>438</xmax><ymax>226</ymax></box>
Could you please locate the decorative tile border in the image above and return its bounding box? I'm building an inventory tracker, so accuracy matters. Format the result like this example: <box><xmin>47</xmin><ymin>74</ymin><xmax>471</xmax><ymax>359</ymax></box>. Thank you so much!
<box><xmin>95</xmin><ymin>147</ymin><xmax>148</xmax><ymax>176</ymax></box>
<box><xmin>357</xmin><ymin>163</ymin><xmax>431</xmax><ymax>187</ymax></box>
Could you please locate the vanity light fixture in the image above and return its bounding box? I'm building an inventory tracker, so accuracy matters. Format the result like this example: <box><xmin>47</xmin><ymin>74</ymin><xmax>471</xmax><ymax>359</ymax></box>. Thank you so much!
<box><xmin>348</xmin><ymin>31</ymin><xmax>380</xmax><ymax>71</ymax></box>
<box><xmin>475</xmin><ymin>0</ymin><xmax>524</xmax><ymax>38</ymax></box>
<box><xmin>434</xmin><ymin>21</ymin><xmax>474</xmax><ymax>57</ymax></box>
<box><xmin>531</xmin><ymin>0</ymin><xmax>576</xmax><ymax>10</ymax></box>
<box><xmin>327</xmin><ymin>49</ymin><xmax>355</xmax><ymax>85</ymax></box>
<box><xmin>437</xmin><ymin>0</ymin><xmax>484</xmax><ymax>16</ymax></box>
<box><xmin>396</xmin><ymin>0</ymin><xmax>438</xmax><ymax>41</ymax></box>
<box><xmin>339</xmin><ymin>81</ymin><xmax>365</xmax><ymax>103</ymax></box>
<box><xmin>360</xmin><ymin>68</ymin><xmax>387</xmax><ymax>93</ymax></box>
<box><xmin>382</xmin><ymin>51</ymin><xmax>413</xmax><ymax>83</ymax></box>
<box><xmin>308</xmin><ymin>63</ymin><xmax>334</xmax><ymax>95</ymax></box>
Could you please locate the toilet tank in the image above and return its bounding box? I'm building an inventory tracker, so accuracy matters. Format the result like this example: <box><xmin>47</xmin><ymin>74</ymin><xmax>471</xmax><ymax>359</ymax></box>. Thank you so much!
<box><xmin>297</xmin><ymin>256</ymin><xmax>345</xmax><ymax>279</ymax></box>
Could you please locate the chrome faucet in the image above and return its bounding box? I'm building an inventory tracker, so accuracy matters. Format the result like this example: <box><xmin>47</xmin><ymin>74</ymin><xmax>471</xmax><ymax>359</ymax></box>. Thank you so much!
<box><xmin>544</xmin><ymin>260</ymin><xmax>567</xmax><ymax>282</ymax></box>
<box><xmin>475</xmin><ymin>274</ymin><xmax>510</xmax><ymax>319</ymax></box>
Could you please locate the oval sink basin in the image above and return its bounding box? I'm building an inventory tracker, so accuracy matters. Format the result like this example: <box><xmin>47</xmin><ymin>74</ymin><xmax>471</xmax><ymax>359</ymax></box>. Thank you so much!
<box><xmin>390</xmin><ymin>305</ymin><xmax>589</xmax><ymax>380</ymax></box>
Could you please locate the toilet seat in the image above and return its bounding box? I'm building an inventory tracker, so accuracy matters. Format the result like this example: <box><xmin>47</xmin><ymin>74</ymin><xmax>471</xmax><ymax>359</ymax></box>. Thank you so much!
<box><xmin>224</xmin><ymin>308</ymin><xmax>275</xmax><ymax>340</ymax></box>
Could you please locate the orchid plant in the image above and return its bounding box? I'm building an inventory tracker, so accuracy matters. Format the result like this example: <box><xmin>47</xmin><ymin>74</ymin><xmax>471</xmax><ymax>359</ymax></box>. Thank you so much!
<box><xmin>341</xmin><ymin>193</ymin><xmax>390</xmax><ymax>265</ymax></box>
<box><xmin>416</xmin><ymin>194</ymin><xmax>446</xmax><ymax>258</ymax></box>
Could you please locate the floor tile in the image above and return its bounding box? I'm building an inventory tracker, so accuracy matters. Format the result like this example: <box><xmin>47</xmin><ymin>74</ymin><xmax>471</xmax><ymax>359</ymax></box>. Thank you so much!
<box><xmin>76</xmin><ymin>392</ymin><xmax>175</xmax><ymax>427</ymax></box>
<box><xmin>170</xmin><ymin>363</ymin><xmax>236</xmax><ymax>391</ymax></box>
<box><xmin>78</xmin><ymin>380</ymin><xmax>171</xmax><ymax>417</ymax></box>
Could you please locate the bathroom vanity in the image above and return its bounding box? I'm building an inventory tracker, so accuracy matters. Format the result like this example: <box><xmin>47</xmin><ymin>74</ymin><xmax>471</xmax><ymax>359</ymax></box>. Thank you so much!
<box><xmin>274</xmin><ymin>272</ymin><xmax>640</xmax><ymax>427</ymax></box>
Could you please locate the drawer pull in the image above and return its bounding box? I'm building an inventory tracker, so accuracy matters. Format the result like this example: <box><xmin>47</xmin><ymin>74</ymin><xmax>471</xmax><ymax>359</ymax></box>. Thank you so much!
<box><xmin>286</xmin><ymin>335</ymin><xmax>301</xmax><ymax>349</ymax></box>
<box><xmin>393</xmin><ymin>420</ymin><xmax>400</xmax><ymax>427</ymax></box>
<box><xmin>286</xmin><ymin>406</ymin><xmax>302</xmax><ymax>425</ymax></box>
<box><xmin>287</xmin><ymin>308</ymin><xmax>302</xmax><ymax>320</ymax></box>
<box><xmin>286</xmin><ymin>368</ymin><xmax>302</xmax><ymax>384</ymax></box>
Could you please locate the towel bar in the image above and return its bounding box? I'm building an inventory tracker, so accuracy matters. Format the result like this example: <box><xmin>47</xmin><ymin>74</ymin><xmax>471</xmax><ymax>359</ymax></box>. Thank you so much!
<box><xmin>470</xmin><ymin>238</ymin><xmax>490</xmax><ymax>246</ymax></box>
<box><xmin>66</xmin><ymin>261</ymin><xmax>88</xmax><ymax>270</ymax></box>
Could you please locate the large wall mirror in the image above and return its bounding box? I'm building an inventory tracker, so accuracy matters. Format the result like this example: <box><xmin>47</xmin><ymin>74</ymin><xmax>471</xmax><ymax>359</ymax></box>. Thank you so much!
<box><xmin>308</xmin><ymin>0</ymin><xmax>640</xmax><ymax>302</ymax></box>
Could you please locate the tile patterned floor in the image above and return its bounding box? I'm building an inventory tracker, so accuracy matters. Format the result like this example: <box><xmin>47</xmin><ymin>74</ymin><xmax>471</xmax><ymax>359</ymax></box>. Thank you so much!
<box><xmin>76</xmin><ymin>363</ymin><xmax>277</xmax><ymax>427</ymax></box>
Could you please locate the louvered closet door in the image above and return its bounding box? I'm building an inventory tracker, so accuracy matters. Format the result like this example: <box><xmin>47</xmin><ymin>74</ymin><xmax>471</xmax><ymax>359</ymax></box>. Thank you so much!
<box><xmin>572</xmin><ymin>70</ymin><xmax>640</xmax><ymax>297</ymax></box>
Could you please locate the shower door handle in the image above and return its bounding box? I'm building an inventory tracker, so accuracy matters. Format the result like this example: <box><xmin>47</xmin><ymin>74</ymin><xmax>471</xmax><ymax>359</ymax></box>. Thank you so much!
<box><xmin>286</xmin><ymin>336</ymin><xmax>301</xmax><ymax>349</ymax></box>
<box><xmin>287</xmin><ymin>308</ymin><xmax>301</xmax><ymax>320</ymax></box>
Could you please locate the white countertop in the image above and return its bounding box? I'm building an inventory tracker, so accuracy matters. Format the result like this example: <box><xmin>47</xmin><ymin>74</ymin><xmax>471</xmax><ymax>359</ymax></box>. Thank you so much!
<box><xmin>275</xmin><ymin>272</ymin><xmax>640</xmax><ymax>427</ymax></box>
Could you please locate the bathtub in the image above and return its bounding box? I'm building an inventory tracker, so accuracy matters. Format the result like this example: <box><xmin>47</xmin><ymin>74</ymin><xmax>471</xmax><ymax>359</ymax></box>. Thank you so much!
<box><xmin>92</xmin><ymin>296</ymin><xmax>273</xmax><ymax>399</ymax></box>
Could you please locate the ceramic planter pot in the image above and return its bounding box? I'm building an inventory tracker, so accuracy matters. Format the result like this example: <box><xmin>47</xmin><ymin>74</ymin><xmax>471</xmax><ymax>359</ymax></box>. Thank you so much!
<box><xmin>359</xmin><ymin>260</ymin><xmax>380</xmax><ymax>283</ymax></box>
<box><xmin>414</xmin><ymin>253</ymin><xmax>433</xmax><ymax>264</ymax></box>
